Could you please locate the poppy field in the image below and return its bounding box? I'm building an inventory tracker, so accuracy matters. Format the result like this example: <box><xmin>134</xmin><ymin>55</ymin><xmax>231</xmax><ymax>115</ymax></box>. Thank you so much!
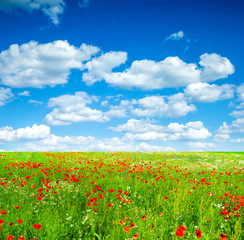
<box><xmin>0</xmin><ymin>152</ymin><xmax>243</xmax><ymax>240</ymax></box>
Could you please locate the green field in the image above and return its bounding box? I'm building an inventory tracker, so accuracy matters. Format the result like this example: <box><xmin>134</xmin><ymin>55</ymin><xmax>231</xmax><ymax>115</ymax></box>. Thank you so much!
<box><xmin>0</xmin><ymin>152</ymin><xmax>243</xmax><ymax>240</ymax></box>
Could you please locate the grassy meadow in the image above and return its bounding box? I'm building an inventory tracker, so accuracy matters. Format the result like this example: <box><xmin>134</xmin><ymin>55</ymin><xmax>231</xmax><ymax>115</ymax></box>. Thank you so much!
<box><xmin>0</xmin><ymin>152</ymin><xmax>243</xmax><ymax>240</ymax></box>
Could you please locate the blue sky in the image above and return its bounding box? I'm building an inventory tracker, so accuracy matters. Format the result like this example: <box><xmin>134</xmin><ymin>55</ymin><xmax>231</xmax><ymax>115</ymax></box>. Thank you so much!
<box><xmin>0</xmin><ymin>0</ymin><xmax>244</xmax><ymax>151</ymax></box>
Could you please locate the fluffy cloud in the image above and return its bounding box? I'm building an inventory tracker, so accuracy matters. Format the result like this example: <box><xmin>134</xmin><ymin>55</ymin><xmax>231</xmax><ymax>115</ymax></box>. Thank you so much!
<box><xmin>102</xmin><ymin>57</ymin><xmax>201</xmax><ymax>90</ymax></box>
<box><xmin>214</xmin><ymin>134</ymin><xmax>230</xmax><ymax>142</ymax></box>
<box><xmin>18</xmin><ymin>90</ymin><xmax>30</xmax><ymax>96</ymax></box>
<box><xmin>108</xmin><ymin>119</ymin><xmax>163</xmax><ymax>133</ymax></box>
<box><xmin>0</xmin><ymin>124</ymin><xmax>50</xmax><ymax>142</ymax></box>
<box><xmin>0</xmin><ymin>40</ymin><xmax>99</xmax><ymax>88</ymax></box>
<box><xmin>188</xmin><ymin>142</ymin><xmax>216</xmax><ymax>149</ymax></box>
<box><xmin>110</xmin><ymin>119</ymin><xmax>211</xmax><ymax>141</ymax></box>
<box><xmin>0</xmin><ymin>87</ymin><xmax>13</xmax><ymax>106</ymax></box>
<box><xmin>184</xmin><ymin>82</ymin><xmax>234</xmax><ymax>103</ymax></box>
<box><xmin>230</xmin><ymin>138</ymin><xmax>244</xmax><ymax>143</ymax></box>
<box><xmin>135</xmin><ymin>143</ymin><xmax>175</xmax><ymax>152</ymax></box>
<box><xmin>199</xmin><ymin>53</ymin><xmax>235</xmax><ymax>82</ymax></box>
<box><xmin>0</xmin><ymin>0</ymin><xmax>65</xmax><ymax>25</ymax></box>
<box><xmin>165</xmin><ymin>31</ymin><xmax>184</xmax><ymax>41</ymax></box>
<box><xmin>42</xmin><ymin>134</ymin><xmax>96</xmax><ymax>146</ymax></box>
<box><xmin>25</xmin><ymin>134</ymin><xmax>175</xmax><ymax>152</ymax></box>
<box><xmin>131</xmin><ymin>93</ymin><xmax>196</xmax><ymax>118</ymax></box>
<box><xmin>230</xmin><ymin>110</ymin><xmax>244</xmax><ymax>118</ymax></box>
<box><xmin>45</xmin><ymin>91</ymin><xmax>108</xmax><ymax>125</ymax></box>
<box><xmin>214</xmin><ymin>118</ymin><xmax>244</xmax><ymax>141</ymax></box>
<box><xmin>83</xmin><ymin>53</ymin><xmax>234</xmax><ymax>90</ymax></box>
<box><xmin>82</xmin><ymin>51</ymin><xmax>127</xmax><ymax>86</ymax></box>
<box><xmin>236</xmin><ymin>84</ymin><xmax>244</xmax><ymax>101</ymax></box>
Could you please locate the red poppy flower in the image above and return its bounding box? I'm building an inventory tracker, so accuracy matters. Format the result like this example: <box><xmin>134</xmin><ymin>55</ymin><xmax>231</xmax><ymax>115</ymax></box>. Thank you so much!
<box><xmin>0</xmin><ymin>219</ymin><xmax>5</xmax><ymax>225</ymax></box>
<box><xmin>107</xmin><ymin>203</ymin><xmax>112</xmax><ymax>207</ymax></box>
<box><xmin>36</xmin><ymin>224</ymin><xmax>42</xmax><ymax>230</ymax></box>
<box><xmin>133</xmin><ymin>233</ymin><xmax>139</xmax><ymax>239</ymax></box>
<box><xmin>0</xmin><ymin>227</ymin><xmax>2</xmax><ymax>231</ymax></box>
<box><xmin>119</xmin><ymin>220</ymin><xmax>125</xmax><ymax>225</ymax></box>
<box><xmin>0</xmin><ymin>210</ymin><xmax>7</xmax><ymax>215</ymax></box>
<box><xmin>17</xmin><ymin>219</ymin><xmax>22</xmax><ymax>224</ymax></box>
<box><xmin>195</xmin><ymin>229</ymin><xmax>202</xmax><ymax>239</ymax></box>
<box><xmin>18</xmin><ymin>237</ymin><xmax>25</xmax><ymax>240</ymax></box>
<box><xmin>219</xmin><ymin>233</ymin><xmax>227</xmax><ymax>240</ymax></box>
<box><xmin>141</xmin><ymin>215</ymin><xmax>147</xmax><ymax>221</ymax></box>
<box><xmin>14</xmin><ymin>206</ymin><xmax>20</xmax><ymax>209</ymax></box>
<box><xmin>9</xmin><ymin>222</ymin><xmax>14</xmax><ymax>226</ymax></box>
<box><xmin>130</xmin><ymin>223</ymin><xmax>136</xmax><ymax>228</ymax></box>
<box><xmin>6</xmin><ymin>236</ymin><xmax>14</xmax><ymax>240</ymax></box>
<box><xmin>159</xmin><ymin>212</ymin><xmax>163</xmax><ymax>216</ymax></box>
<box><xmin>176</xmin><ymin>225</ymin><xmax>186</xmax><ymax>237</ymax></box>
<box><xmin>123</xmin><ymin>226</ymin><xmax>130</xmax><ymax>232</ymax></box>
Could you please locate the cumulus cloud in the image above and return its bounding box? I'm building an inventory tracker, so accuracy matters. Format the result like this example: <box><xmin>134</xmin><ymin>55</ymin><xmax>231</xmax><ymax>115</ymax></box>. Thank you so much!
<box><xmin>184</xmin><ymin>82</ymin><xmax>235</xmax><ymax>103</ymax></box>
<box><xmin>188</xmin><ymin>142</ymin><xmax>216</xmax><ymax>149</ymax></box>
<box><xmin>0</xmin><ymin>87</ymin><xmax>13</xmax><ymax>106</ymax></box>
<box><xmin>131</xmin><ymin>93</ymin><xmax>196</xmax><ymax>118</ymax></box>
<box><xmin>83</xmin><ymin>53</ymin><xmax>234</xmax><ymax>90</ymax></box>
<box><xmin>230</xmin><ymin>110</ymin><xmax>244</xmax><ymax>118</ymax></box>
<box><xmin>108</xmin><ymin>119</ymin><xmax>163</xmax><ymax>133</ymax></box>
<box><xmin>214</xmin><ymin>133</ymin><xmax>230</xmax><ymax>142</ymax></box>
<box><xmin>0</xmin><ymin>40</ymin><xmax>99</xmax><ymax>88</ymax></box>
<box><xmin>45</xmin><ymin>91</ymin><xmax>108</xmax><ymax>125</ymax></box>
<box><xmin>28</xmin><ymin>99</ymin><xmax>43</xmax><ymax>104</ymax></box>
<box><xmin>165</xmin><ymin>31</ymin><xmax>184</xmax><ymax>41</ymax></box>
<box><xmin>214</xmin><ymin>118</ymin><xmax>244</xmax><ymax>141</ymax></box>
<box><xmin>110</xmin><ymin>119</ymin><xmax>211</xmax><ymax>141</ymax></box>
<box><xmin>25</xmin><ymin>134</ymin><xmax>175</xmax><ymax>152</ymax></box>
<box><xmin>135</xmin><ymin>143</ymin><xmax>175</xmax><ymax>152</ymax></box>
<box><xmin>0</xmin><ymin>0</ymin><xmax>65</xmax><ymax>25</ymax></box>
<box><xmin>82</xmin><ymin>51</ymin><xmax>127</xmax><ymax>86</ymax></box>
<box><xmin>0</xmin><ymin>124</ymin><xmax>50</xmax><ymax>142</ymax></box>
<box><xmin>199</xmin><ymin>53</ymin><xmax>235</xmax><ymax>82</ymax></box>
<box><xmin>18</xmin><ymin>90</ymin><xmax>30</xmax><ymax>96</ymax></box>
<box><xmin>236</xmin><ymin>84</ymin><xmax>244</xmax><ymax>101</ymax></box>
<box><xmin>230</xmin><ymin>138</ymin><xmax>244</xmax><ymax>143</ymax></box>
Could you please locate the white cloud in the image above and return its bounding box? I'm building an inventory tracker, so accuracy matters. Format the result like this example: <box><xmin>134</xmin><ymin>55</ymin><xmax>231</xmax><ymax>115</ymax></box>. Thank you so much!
<box><xmin>0</xmin><ymin>124</ymin><xmax>50</xmax><ymax>142</ymax></box>
<box><xmin>214</xmin><ymin>133</ymin><xmax>230</xmax><ymax>142</ymax></box>
<box><xmin>83</xmin><ymin>53</ymin><xmax>234</xmax><ymax>90</ymax></box>
<box><xmin>0</xmin><ymin>40</ymin><xmax>99</xmax><ymax>88</ymax></box>
<box><xmin>108</xmin><ymin>119</ymin><xmax>163</xmax><ymax>133</ymax></box>
<box><xmin>230</xmin><ymin>110</ymin><xmax>244</xmax><ymax>118</ymax></box>
<box><xmin>230</xmin><ymin>138</ymin><xmax>244</xmax><ymax>143</ymax></box>
<box><xmin>82</xmin><ymin>51</ymin><xmax>127</xmax><ymax>86</ymax></box>
<box><xmin>135</xmin><ymin>142</ymin><xmax>175</xmax><ymax>152</ymax></box>
<box><xmin>165</xmin><ymin>31</ymin><xmax>184</xmax><ymax>41</ymax></box>
<box><xmin>102</xmin><ymin>57</ymin><xmax>201</xmax><ymax>90</ymax></box>
<box><xmin>111</xmin><ymin>119</ymin><xmax>211</xmax><ymax>141</ymax></box>
<box><xmin>0</xmin><ymin>87</ymin><xmax>13</xmax><ymax>106</ymax></box>
<box><xmin>0</xmin><ymin>0</ymin><xmax>65</xmax><ymax>25</ymax></box>
<box><xmin>236</xmin><ymin>84</ymin><xmax>244</xmax><ymax>101</ymax></box>
<box><xmin>101</xmin><ymin>100</ymin><xmax>109</xmax><ymax>107</ymax></box>
<box><xmin>28</xmin><ymin>99</ymin><xmax>43</xmax><ymax>104</ymax></box>
<box><xmin>184</xmin><ymin>82</ymin><xmax>235</xmax><ymax>103</ymax></box>
<box><xmin>199</xmin><ymin>53</ymin><xmax>234</xmax><ymax>82</ymax></box>
<box><xmin>188</xmin><ymin>142</ymin><xmax>216</xmax><ymax>149</ymax></box>
<box><xmin>131</xmin><ymin>93</ymin><xmax>196</xmax><ymax>118</ymax></box>
<box><xmin>215</xmin><ymin>118</ymin><xmax>244</xmax><ymax>141</ymax></box>
<box><xmin>42</xmin><ymin>134</ymin><xmax>96</xmax><ymax>146</ymax></box>
<box><xmin>18</xmin><ymin>90</ymin><xmax>30</xmax><ymax>96</ymax></box>
<box><xmin>45</xmin><ymin>91</ymin><xmax>108</xmax><ymax>125</ymax></box>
